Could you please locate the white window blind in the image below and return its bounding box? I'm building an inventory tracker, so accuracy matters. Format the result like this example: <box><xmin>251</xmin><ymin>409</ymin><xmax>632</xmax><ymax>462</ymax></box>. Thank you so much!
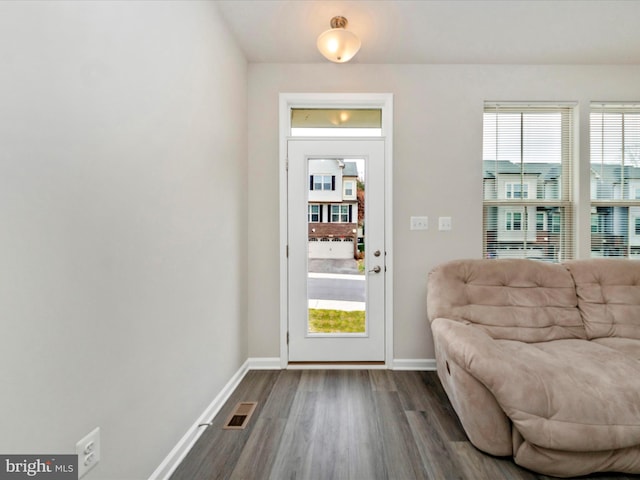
<box><xmin>483</xmin><ymin>104</ymin><xmax>575</xmax><ymax>262</ymax></box>
<box><xmin>590</xmin><ymin>103</ymin><xmax>640</xmax><ymax>258</ymax></box>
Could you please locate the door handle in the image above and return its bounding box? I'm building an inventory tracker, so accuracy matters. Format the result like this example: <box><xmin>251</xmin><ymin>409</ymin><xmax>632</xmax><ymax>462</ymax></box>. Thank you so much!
<box><xmin>369</xmin><ymin>265</ymin><xmax>381</xmax><ymax>273</ymax></box>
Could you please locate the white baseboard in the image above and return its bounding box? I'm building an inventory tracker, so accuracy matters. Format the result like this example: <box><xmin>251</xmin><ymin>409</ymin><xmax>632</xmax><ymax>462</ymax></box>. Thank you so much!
<box><xmin>148</xmin><ymin>359</ymin><xmax>251</xmax><ymax>480</ymax></box>
<box><xmin>392</xmin><ymin>358</ymin><xmax>437</xmax><ymax>371</ymax></box>
<box><xmin>246</xmin><ymin>357</ymin><xmax>282</xmax><ymax>369</ymax></box>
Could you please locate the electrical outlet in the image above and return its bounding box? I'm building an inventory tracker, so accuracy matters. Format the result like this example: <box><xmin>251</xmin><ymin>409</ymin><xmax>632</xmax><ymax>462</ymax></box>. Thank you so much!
<box><xmin>438</xmin><ymin>216</ymin><xmax>452</xmax><ymax>231</ymax></box>
<box><xmin>76</xmin><ymin>427</ymin><xmax>100</xmax><ymax>479</ymax></box>
<box><xmin>410</xmin><ymin>216</ymin><xmax>428</xmax><ymax>230</ymax></box>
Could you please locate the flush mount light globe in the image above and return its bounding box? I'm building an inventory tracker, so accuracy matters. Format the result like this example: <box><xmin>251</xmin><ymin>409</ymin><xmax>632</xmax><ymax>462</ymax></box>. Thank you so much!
<box><xmin>316</xmin><ymin>16</ymin><xmax>361</xmax><ymax>63</ymax></box>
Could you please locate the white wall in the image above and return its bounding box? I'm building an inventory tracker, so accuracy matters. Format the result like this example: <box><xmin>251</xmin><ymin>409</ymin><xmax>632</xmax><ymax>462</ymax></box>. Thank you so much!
<box><xmin>247</xmin><ymin>63</ymin><xmax>640</xmax><ymax>360</ymax></box>
<box><xmin>0</xmin><ymin>2</ymin><xmax>247</xmax><ymax>478</ymax></box>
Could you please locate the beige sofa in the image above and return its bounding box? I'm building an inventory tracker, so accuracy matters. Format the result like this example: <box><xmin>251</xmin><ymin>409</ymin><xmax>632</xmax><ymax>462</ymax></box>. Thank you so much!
<box><xmin>427</xmin><ymin>258</ymin><xmax>640</xmax><ymax>477</ymax></box>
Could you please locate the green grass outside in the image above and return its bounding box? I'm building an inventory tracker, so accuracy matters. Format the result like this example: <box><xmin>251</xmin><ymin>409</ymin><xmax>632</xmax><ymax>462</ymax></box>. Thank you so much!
<box><xmin>308</xmin><ymin>308</ymin><xmax>365</xmax><ymax>333</ymax></box>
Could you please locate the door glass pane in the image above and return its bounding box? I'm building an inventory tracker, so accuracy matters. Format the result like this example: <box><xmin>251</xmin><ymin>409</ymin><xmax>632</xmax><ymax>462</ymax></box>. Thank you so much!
<box><xmin>307</xmin><ymin>158</ymin><xmax>366</xmax><ymax>334</ymax></box>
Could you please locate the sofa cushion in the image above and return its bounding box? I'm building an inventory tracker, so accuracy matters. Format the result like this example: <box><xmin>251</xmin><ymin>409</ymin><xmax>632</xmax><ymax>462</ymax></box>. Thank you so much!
<box><xmin>427</xmin><ymin>259</ymin><xmax>586</xmax><ymax>342</ymax></box>
<box><xmin>513</xmin><ymin>431</ymin><xmax>640</xmax><ymax>478</ymax></box>
<box><xmin>494</xmin><ymin>339</ymin><xmax>640</xmax><ymax>452</ymax></box>
<box><xmin>592</xmin><ymin>337</ymin><xmax>640</xmax><ymax>362</ymax></box>
<box><xmin>432</xmin><ymin>318</ymin><xmax>513</xmax><ymax>456</ymax></box>
<box><xmin>436</xmin><ymin>319</ymin><xmax>640</xmax><ymax>452</ymax></box>
<box><xmin>565</xmin><ymin>259</ymin><xmax>640</xmax><ymax>340</ymax></box>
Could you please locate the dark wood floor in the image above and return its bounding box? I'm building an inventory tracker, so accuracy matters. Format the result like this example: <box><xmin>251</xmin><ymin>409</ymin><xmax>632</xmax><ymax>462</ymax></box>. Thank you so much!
<box><xmin>170</xmin><ymin>370</ymin><xmax>639</xmax><ymax>480</ymax></box>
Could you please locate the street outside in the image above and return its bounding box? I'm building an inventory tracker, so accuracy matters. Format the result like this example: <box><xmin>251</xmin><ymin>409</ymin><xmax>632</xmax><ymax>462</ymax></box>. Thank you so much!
<box><xmin>307</xmin><ymin>259</ymin><xmax>365</xmax><ymax>311</ymax></box>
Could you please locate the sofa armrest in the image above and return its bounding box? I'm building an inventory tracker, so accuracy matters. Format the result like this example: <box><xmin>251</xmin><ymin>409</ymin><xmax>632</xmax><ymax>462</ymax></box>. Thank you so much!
<box><xmin>431</xmin><ymin>317</ymin><xmax>512</xmax><ymax>456</ymax></box>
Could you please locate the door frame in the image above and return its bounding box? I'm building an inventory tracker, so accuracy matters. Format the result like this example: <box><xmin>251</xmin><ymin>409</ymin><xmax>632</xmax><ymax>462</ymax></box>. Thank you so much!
<box><xmin>278</xmin><ymin>93</ymin><xmax>394</xmax><ymax>368</ymax></box>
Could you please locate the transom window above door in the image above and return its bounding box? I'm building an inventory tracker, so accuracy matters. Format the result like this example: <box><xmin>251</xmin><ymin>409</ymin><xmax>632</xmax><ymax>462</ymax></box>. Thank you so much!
<box><xmin>291</xmin><ymin>108</ymin><xmax>382</xmax><ymax>137</ymax></box>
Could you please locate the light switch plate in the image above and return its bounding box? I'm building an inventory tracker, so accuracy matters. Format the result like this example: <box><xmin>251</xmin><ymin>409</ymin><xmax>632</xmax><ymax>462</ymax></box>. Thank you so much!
<box><xmin>410</xmin><ymin>216</ymin><xmax>428</xmax><ymax>230</ymax></box>
<box><xmin>438</xmin><ymin>216</ymin><xmax>452</xmax><ymax>231</ymax></box>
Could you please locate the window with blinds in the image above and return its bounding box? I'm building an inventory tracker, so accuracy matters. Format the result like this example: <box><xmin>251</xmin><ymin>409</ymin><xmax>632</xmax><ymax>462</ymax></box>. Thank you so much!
<box><xmin>590</xmin><ymin>103</ymin><xmax>640</xmax><ymax>258</ymax></box>
<box><xmin>482</xmin><ymin>104</ymin><xmax>575</xmax><ymax>262</ymax></box>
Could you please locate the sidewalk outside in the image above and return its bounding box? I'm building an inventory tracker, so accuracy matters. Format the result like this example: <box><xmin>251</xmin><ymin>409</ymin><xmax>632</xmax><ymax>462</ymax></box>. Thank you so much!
<box><xmin>308</xmin><ymin>258</ymin><xmax>361</xmax><ymax>275</ymax></box>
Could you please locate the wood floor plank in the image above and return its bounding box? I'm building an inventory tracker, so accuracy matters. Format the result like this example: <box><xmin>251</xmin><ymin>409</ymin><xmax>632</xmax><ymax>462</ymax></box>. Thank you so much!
<box><xmin>229</xmin><ymin>417</ymin><xmax>287</xmax><ymax>480</ymax></box>
<box><xmin>343</xmin><ymin>371</ymin><xmax>388</xmax><ymax>480</ymax></box>
<box><xmin>369</xmin><ymin>369</ymin><xmax>397</xmax><ymax>392</ymax></box>
<box><xmin>259</xmin><ymin>369</ymin><xmax>301</xmax><ymax>419</ymax></box>
<box><xmin>450</xmin><ymin>441</ymin><xmax>520</xmax><ymax>480</ymax></box>
<box><xmin>268</xmin><ymin>390</ymin><xmax>319</xmax><ymax>480</ymax></box>
<box><xmin>393</xmin><ymin>370</ymin><xmax>433</xmax><ymax>412</ymax></box>
<box><xmin>406</xmin><ymin>410</ymin><xmax>465</xmax><ymax>480</ymax></box>
<box><xmin>304</xmin><ymin>371</ymin><xmax>351</xmax><ymax>480</ymax></box>
<box><xmin>374</xmin><ymin>390</ymin><xmax>430</xmax><ymax>480</ymax></box>
<box><xmin>297</xmin><ymin>369</ymin><xmax>326</xmax><ymax>392</ymax></box>
<box><xmin>419</xmin><ymin>372</ymin><xmax>468</xmax><ymax>442</ymax></box>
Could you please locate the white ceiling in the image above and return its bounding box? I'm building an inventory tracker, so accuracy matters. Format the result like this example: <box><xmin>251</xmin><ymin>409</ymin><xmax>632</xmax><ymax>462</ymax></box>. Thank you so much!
<box><xmin>215</xmin><ymin>0</ymin><xmax>640</xmax><ymax>65</ymax></box>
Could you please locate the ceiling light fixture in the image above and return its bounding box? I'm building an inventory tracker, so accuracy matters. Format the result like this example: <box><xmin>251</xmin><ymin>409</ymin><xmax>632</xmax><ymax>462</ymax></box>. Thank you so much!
<box><xmin>316</xmin><ymin>16</ymin><xmax>361</xmax><ymax>63</ymax></box>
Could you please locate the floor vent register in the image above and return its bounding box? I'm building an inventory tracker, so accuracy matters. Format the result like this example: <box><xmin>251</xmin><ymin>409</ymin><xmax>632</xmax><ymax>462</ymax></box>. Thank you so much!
<box><xmin>223</xmin><ymin>402</ymin><xmax>257</xmax><ymax>430</ymax></box>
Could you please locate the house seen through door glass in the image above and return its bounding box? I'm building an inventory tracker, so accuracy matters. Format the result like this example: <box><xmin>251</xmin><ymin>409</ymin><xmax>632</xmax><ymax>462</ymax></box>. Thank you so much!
<box><xmin>307</xmin><ymin>158</ymin><xmax>366</xmax><ymax>334</ymax></box>
<box><xmin>291</xmin><ymin>108</ymin><xmax>381</xmax><ymax>336</ymax></box>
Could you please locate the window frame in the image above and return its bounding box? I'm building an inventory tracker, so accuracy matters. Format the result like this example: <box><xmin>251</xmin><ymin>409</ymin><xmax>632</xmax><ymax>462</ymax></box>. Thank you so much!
<box><xmin>536</xmin><ymin>212</ymin><xmax>545</xmax><ymax>231</ymax></box>
<box><xmin>310</xmin><ymin>174</ymin><xmax>334</xmax><ymax>191</ymax></box>
<box><xmin>344</xmin><ymin>180</ymin><xmax>355</xmax><ymax>197</ymax></box>
<box><xmin>590</xmin><ymin>103</ymin><xmax>640</xmax><ymax>258</ymax></box>
<box><xmin>330</xmin><ymin>204</ymin><xmax>349</xmax><ymax>223</ymax></box>
<box><xmin>505</xmin><ymin>211</ymin><xmax>523</xmax><ymax>231</ymax></box>
<box><xmin>505</xmin><ymin>182</ymin><xmax>529</xmax><ymax>199</ymax></box>
<box><xmin>482</xmin><ymin>103</ymin><xmax>575</xmax><ymax>262</ymax></box>
<box><xmin>308</xmin><ymin>204</ymin><xmax>320</xmax><ymax>223</ymax></box>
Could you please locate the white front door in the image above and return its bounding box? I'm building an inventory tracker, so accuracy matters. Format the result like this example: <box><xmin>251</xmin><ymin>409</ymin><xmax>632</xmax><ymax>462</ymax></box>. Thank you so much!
<box><xmin>288</xmin><ymin>138</ymin><xmax>385</xmax><ymax>362</ymax></box>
